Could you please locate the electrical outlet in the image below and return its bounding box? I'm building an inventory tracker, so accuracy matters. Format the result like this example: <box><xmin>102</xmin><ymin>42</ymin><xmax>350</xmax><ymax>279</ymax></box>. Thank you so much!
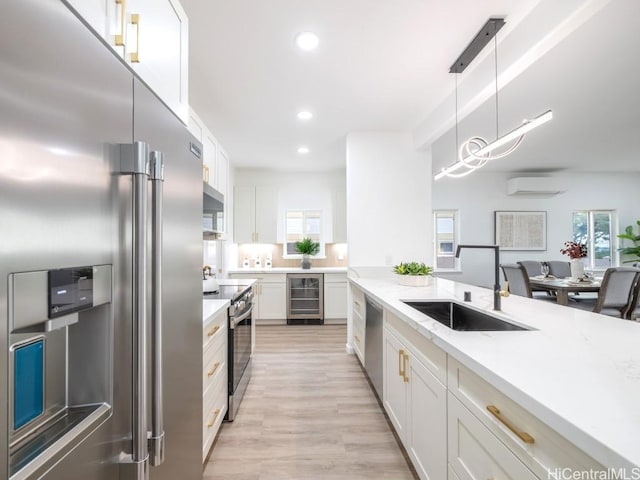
<box><xmin>384</xmin><ymin>255</ymin><xmax>393</xmax><ymax>266</ymax></box>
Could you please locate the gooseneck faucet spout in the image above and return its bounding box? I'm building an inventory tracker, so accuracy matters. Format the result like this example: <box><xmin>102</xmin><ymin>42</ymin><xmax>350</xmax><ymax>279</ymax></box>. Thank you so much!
<box><xmin>455</xmin><ymin>244</ymin><xmax>501</xmax><ymax>311</ymax></box>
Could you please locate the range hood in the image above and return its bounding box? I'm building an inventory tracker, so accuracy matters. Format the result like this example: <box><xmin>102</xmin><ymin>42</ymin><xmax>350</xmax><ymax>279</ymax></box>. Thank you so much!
<box><xmin>203</xmin><ymin>182</ymin><xmax>224</xmax><ymax>237</ymax></box>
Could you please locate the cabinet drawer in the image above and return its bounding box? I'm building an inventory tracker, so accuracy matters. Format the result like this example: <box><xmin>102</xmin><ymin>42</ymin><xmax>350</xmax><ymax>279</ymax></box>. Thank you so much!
<box><xmin>325</xmin><ymin>273</ymin><xmax>347</xmax><ymax>283</ymax></box>
<box><xmin>203</xmin><ymin>311</ymin><xmax>226</xmax><ymax>349</ymax></box>
<box><xmin>202</xmin><ymin>387</ymin><xmax>226</xmax><ymax>462</ymax></box>
<box><xmin>448</xmin><ymin>393</ymin><xmax>537</xmax><ymax>480</ymax></box>
<box><xmin>351</xmin><ymin>285</ymin><xmax>365</xmax><ymax>317</ymax></box>
<box><xmin>386</xmin><ymin>311</ymin><xmax>447</xmax><ymax>385</ymax></box>
<box><xmin>203</xmin><ymin>340</ymin><xmax>226</xmax><ymax>395</ymax></box>
<box><xmin>448</xmin><ymin>357</ymin><xmax>603</xmax><ymax>477</ymax></box>
<box><xmin>353</xmin><ymin>311</ymin><xmax>365</xmax><ymax>364</ymax></box>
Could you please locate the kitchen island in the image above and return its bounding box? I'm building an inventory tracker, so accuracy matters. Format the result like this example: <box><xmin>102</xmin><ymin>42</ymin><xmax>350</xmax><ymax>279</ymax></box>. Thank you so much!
<box><xmin>349</xmin><ymin>275</ymin><xmax>640</xmax><ymax>476</ymax></box>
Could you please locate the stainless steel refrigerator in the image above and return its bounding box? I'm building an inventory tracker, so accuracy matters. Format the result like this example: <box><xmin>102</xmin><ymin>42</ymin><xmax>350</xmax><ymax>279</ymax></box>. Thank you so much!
<box><xmin>1</xmin><ymin>1</ymin><xmax>203</xmax><ymax>479</ymax></box>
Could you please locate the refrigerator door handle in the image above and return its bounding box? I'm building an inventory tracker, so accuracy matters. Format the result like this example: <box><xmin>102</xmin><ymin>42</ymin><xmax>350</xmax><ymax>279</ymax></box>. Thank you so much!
<box><xmin>119</xmin><ymin>142</ymin><xmax>150</xmax><ymax>480</ymax></box>
<box><xmin>148</xmin><ymin>151</ymin><xmax>165</xmax><ymax>466</ymax></box>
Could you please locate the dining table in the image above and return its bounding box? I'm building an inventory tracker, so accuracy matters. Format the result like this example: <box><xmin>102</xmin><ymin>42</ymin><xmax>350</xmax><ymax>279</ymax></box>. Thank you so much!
<box><xmin>529</xmin><ymin>275</ymin><xmax>601</xmax><ymax>306</ymax></box>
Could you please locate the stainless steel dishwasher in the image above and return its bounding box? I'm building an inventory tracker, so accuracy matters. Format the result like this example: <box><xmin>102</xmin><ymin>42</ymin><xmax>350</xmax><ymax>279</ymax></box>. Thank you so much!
<box><xmin>364</xmin><ymin>296</ymin><xmax>383</xmax><ymax>398</ymax></box>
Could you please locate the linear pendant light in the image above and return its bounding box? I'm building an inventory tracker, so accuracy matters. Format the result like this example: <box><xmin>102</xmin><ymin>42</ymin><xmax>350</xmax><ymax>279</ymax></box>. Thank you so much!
<box><xmin>434</xmin><ymin>110</ymin><xmax>553</xmax><ymax>180</ymax></box>
<box><xmin>434</xmin><ymin>18</ymin><xmax>553</xmax><ymax>181</ymax></box>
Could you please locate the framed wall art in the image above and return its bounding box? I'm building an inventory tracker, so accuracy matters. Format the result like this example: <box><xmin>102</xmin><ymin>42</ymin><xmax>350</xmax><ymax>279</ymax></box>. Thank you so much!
<box><xmin>494</xmin><ymin>210</ymin><xmax>547</xmax><ymax>251</ymax></box>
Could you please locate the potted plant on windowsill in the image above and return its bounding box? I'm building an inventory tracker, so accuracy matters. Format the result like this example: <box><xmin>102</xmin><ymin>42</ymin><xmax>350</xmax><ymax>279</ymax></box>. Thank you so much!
<box><xmin>295</xmin><ymin>238</ymin><xmax>320</xmax><ymax>269</ymax></box>
<box><xmin>617</xmin><ymin>221</ymin><xmax>640</xmax><ymax>265</ymax></box>
<box><xmin>393</xmin><ymin>262</ymin><xmax>434</xmax><ymax>286</ymax></box>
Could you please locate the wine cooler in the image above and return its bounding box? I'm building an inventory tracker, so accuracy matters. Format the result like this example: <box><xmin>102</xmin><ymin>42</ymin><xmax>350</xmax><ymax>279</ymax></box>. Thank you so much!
<box><xmin>286</xmin><ymin>274</ymin><xmax>324</xmax><ymax>324</ymax></box>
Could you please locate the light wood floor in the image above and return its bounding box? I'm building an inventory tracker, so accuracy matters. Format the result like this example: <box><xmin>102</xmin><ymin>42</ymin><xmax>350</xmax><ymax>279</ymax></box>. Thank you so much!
<box><xmin>203</xmin><ymin>325</ymin><xmax>418</xmax><ymax>480</ymax></box>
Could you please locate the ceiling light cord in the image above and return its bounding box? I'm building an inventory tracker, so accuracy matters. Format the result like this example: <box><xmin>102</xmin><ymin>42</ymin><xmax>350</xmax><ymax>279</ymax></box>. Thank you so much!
<box><xmin>494</xmin><ymin>31</ymin><xmax>499</xmax><ymax>140</ymax></box>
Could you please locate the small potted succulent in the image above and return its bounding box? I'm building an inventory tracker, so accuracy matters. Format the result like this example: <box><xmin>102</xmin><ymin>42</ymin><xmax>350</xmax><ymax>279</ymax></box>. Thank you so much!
<box><xmin>393</xmin><ymin>261</ymin><xmax>434</xmax><ymax>286</ymax></box>
<box><xmin>295</xmin><ymin>237</ymin><xmax>320</xmax><ymax>269</ymax></box>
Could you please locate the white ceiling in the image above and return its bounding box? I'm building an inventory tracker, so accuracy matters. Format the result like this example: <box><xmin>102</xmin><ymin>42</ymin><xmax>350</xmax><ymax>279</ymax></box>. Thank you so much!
<box><xmin>430</xmin><ymin>0</ymin><xmax>640</xmax><ymax>174</ymax></box>
<box><xmin>181</xmin><ymin>0</ymin><xmax>540</xmax><ymax>172</ymax></box>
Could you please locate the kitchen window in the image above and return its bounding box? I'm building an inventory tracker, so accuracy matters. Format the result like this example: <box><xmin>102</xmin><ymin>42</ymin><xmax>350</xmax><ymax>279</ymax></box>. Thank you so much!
<box><xmin>434</xmin><ymin>210</ymin><xmax>459</xmax><ymax>270</ymax></box>
<box><xmin>284</xmin><ymin>210</ymin><xmax>325</xmax><ymax>257</ymax></box>
<box><xmin>572</xmin><ymin>210</ymin><xmax>616</xmax><ymax>270</ymax></box>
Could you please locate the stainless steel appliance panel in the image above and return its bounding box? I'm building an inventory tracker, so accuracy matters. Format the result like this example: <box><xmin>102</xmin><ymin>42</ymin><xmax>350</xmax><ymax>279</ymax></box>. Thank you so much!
<box><xmin>0</xmin><ymin>0</ymin><xmax>132</xmax><ymax>477</ymax></box>
<box><xmin>365</xmin><ymin>297</ymin><xmax>384</xmax><ymax>399</ymax></box>
<box><xmin>286</xmin><ymin>273</ymin><xmax>324</xmax><ymax>322</ymax></box>
<box><xmin>132</xmin><ymin>79</ymin><xmax>203</xmax><ymax>480</ymax></box>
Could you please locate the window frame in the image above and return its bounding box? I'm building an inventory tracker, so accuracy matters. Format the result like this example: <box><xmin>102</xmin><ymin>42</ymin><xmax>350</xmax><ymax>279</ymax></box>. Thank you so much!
<box><xmin>571</xmin><ymin>209</ymin><xmax>617</xmax><ymax>271</ymax></box>
<box><xmin>433</xmin><ymin>210</ymin><xmax>460</xmax><ymax>272</ymax></box>
<box><xmin>282</xmin><ymin>209</ymin><xmax>326</xmax><ymax>259</ymax></box>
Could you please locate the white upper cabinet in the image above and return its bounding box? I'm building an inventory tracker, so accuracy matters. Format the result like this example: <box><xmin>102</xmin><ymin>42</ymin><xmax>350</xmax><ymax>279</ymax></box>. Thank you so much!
<box><xmin>332</xmin><ymin>186</ymin><xmax>346</xmax><ymax>244</ymax></box>
<box><xmin>127</xmin><ymin>0</ymin><xmax>188</xmax><ymax>122</ymax></box>
<box><xmin>65</xmin><ymin>0</ymin><xmax>189</xmax><ymax>123</ymax></box>
<box><xmin>234</xmin><ymin>186</ymin><xmax>278</xmax><ymax>244</ymax></box>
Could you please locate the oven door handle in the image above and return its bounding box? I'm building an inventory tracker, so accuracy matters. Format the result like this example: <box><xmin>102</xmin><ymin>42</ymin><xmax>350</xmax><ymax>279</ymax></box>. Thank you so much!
<box><xmin>230</xmin><ymin>305</ymin><xmax>253</xmax><ymax>329</ymax></box>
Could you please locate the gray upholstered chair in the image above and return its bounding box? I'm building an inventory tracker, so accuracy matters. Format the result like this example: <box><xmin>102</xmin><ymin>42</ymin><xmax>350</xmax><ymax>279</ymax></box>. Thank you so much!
<box><xmin>593</xmin><ymin>267</ymin><xmax>640</xmax><ymax>318</ymax></box>
<box><xmin>626</xmin><ymin>277</ymin><xmax>640</xmax><ymax>320</ymax></box>
<box><xmin>548</xmin><ymin>261</ymin><xmax>571</xmax><ymax>278</ymax></box>
<box><xmin>517</xmin><ymin>261</ymin><xmax>552</xmax><ymax>297</ymax></box>
<box><xmin>518</xmin><ymin>260</ymin><xmax>543</xmax><ymax>277</ymax></box>
<box><xmin>501</xmin><ymin>264</ymin><xmax>533</xmax><ymax>298</ymax></box>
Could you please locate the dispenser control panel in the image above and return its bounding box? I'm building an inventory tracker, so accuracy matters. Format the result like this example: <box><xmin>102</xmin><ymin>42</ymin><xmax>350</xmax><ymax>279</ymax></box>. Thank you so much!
<box><xmin>48</xmin><ymin>267</ymin><xmax>94</xmax><ymax>318</ymax></box>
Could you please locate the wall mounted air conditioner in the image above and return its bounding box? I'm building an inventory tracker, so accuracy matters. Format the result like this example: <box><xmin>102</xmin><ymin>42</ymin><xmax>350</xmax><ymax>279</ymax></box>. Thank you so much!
<box><xmin>506</xmin><ymin>177</ymin><xmax>567</xmax><ymax>196</ymax></box>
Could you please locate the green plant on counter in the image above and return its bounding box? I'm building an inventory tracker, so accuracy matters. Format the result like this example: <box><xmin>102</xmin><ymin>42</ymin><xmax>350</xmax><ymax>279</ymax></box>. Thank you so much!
<box><xmin>617</xmin><ymin>220</ymin><xmax>640</xmax><ymax>263</ymax></box>
<box><xmin>294</xmin><ymin>237</ymin><xmax>320</xmax><ymax>256</ymax></box>
<box><xmin>393</xmin><ymin>262</ymin><xmax>433</xmax><ymax>276</ymax></box>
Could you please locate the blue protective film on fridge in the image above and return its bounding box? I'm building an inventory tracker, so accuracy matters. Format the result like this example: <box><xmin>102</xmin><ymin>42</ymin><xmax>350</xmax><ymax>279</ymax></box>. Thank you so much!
<box><xmin>14</xmin><ymin>340</ymin><xmax>44</xmax><ymax>430</ymax></box>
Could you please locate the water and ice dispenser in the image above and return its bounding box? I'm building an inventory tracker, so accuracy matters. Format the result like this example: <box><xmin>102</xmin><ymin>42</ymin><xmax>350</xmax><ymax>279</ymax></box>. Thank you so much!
<box><xmin>8</xmin><ymin>265</ymin><xmax>112</xmax><ymax>479</ymax></box>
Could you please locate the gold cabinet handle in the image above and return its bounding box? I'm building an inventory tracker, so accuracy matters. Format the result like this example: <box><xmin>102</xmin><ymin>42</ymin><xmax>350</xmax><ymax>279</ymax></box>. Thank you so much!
<box><xmin>203</xmin><ymin>165</ymin><xmax>210</xmax><ymax>183</ymax></box>
<box><xmin>207</xmin><ymin>324</ymin><xmax>220</xmax><ymax>337</ymax></box>
<box><xmin>403</xmin><ymin>352</ymin><xmax>409</xmax><ymax>383</ymax></box>
<box><xmin>114</xmin><ymin>0</ymin><xmax>127</xmax><ymax>46</ymax></box>
<box><xmin>129</xmin><ymin>13</ymin><xmax>140</xmax><ymax>63</ymax></box>
<box><xmin>207</xmin><ymin>408</ymin><xmax>220</xmax><ymax>428</ymax></box>
<box><xmin>207</xmin><ymin>361</ymin><xmax>220</xmax><ymax>377</ymax></box>
<box><xmin>487</xmin><ymin>405</ymin><xmax>535</xmax><ymax>444</ymax></box>
<box><xmin>398</xmin><ymin>349</ymin><xmax>405</xmax><ymax>378</ymax></box>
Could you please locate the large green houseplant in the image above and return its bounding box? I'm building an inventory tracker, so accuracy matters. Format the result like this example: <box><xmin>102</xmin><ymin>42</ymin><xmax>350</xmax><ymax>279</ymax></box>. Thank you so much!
<box><xmin>617</xmin><ymin>220</ymin><xmax>640</xmax><ymax>264</ymax></box>
<box><xmin>295</xmin><ymin>237</ymin><xmax>320</xmax><ymax>269</ymax></box>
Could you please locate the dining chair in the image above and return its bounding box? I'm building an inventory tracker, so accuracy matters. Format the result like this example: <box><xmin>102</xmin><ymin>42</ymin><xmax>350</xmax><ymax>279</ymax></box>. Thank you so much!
<box><xmin>593</xmin><ymin>267</ymin><xmax>640</xmax><ymax>318</ymax></box>
<box><xmin>626</xmin><ymin>276</ymin><xmax>640</xmax><ymax>320</ymax></box>
<box><xmin>548</xmin><ymin>261</ymin><xmax>571</xmax><ymax>278</ymax></box>
<box><xmin>517</xmin><ymin>261</ymin><xmax>553</xmax><ymax>297</ymax></box>
<box><xmin>518</xmin><ymin>261</ymin><xmax>543</xmax><ymax>277</ymax></box>
<box><xmin>501</xmin><ymin>264</ymin><xmax>533</xmax><ymax>298</ymax></box>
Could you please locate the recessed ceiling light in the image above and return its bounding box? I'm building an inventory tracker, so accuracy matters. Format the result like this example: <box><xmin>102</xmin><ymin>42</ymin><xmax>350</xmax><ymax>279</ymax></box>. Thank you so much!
<box><xmin>295</xmin><ymin>32</ymin><xmax>319</xmax><ymax>51</ymax></box>
<box><xmin>297</xmin><ymin>146</ymin><xmax>310</xmax><ymax>155</ymax></box>
<box><xmin>297</xmin><ymin>111</ymin><xmax>313</xmax><ymax>121</ymax></box>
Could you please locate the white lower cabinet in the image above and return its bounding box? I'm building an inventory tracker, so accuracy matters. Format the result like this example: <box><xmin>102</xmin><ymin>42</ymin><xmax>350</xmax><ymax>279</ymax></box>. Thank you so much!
<box><xmin>324</xmin><ymin>273</ymin><xmax>347</xmax><ymax>320</ymax></box>
<box><xmin>448</xmin><ymin>393</ymin><xmax>537</xmax><ymax>480</ymax></box>
<box><xmin>350</xmin><ymin>284</ymin><xmax>365</xmax><ymax>364</ymax></box>
<box><xmin>383</xmin><ymin>322</ymin><xmax>447</xmax><ymax>480</ymax></box>
<box><xmin>202</xmin><ymin>307</ymin><xmax>227</xmax><ymax>462</ymax></box>
<box><xmin>228</xmin><ymin>273</ymin><xmax>286</xmax><ymax>322</ymax></box>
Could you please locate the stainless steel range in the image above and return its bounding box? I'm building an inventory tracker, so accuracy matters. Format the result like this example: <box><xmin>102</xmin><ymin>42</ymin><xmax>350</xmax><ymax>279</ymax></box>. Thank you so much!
<box><xmin>204</xmin><ymin>284</ymin><xmax>253</xmax><ymax>421</ymax></box>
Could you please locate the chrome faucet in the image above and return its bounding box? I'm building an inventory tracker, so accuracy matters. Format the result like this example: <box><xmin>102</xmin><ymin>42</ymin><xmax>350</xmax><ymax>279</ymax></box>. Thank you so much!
<box><xmin>455</xmin><ymin>244</ymin><xmax>501</xmax><ymax>311</ymax></box>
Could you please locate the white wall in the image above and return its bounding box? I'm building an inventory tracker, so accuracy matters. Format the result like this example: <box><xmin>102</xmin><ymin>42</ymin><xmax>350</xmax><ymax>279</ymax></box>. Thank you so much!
<box><xmin>346</xmin><ymin>132</ymin><xmax>432</xmax><ymax>267</ymax></box>
<box><xmin>433</xmin><ymin>171</ymin><xmax>640</xmax><ymax>287</ymax></box>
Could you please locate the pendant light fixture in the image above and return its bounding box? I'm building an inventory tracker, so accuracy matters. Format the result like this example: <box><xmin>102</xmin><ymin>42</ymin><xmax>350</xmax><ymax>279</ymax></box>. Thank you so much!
<box><xmin>434</xmin><ymin>18</ymin><xmax>553</xmax><ymax>181</ymax></box>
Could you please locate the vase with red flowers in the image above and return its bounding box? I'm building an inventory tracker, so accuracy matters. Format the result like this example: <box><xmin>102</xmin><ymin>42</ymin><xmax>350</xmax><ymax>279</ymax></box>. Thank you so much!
<box><xmin>561</xmin><ymin>241</ymin><xmax>587</xmax><ymax>279</ymax></box>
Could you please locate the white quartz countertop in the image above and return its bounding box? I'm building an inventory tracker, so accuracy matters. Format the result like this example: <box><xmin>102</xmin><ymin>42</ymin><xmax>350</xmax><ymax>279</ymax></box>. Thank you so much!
<box><xmin>216</xmin><ymin>278</ymin><xmax>257</xmax><ymax>287</ymax></box>
<box><xmin>228</xmin><ymin>267</ymin><xmax>347</xmax><ymax>274</ymax></box>
<box><xmin>350</xmin><ymin>276</ymin><xmax>640</xmax><ymax>469</ymax></box>
<box><xmin>203</xmin><ymin>299</ymin><xmax>229</xmax><ymax>324</ymax></box>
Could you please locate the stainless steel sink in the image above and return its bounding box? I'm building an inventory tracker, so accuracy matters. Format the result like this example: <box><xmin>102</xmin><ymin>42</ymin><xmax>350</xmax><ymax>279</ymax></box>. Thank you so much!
<box><xmin>401</xmin><ymin>301</ymin><xmax>530</xmax><ymax>331</ymax></box>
